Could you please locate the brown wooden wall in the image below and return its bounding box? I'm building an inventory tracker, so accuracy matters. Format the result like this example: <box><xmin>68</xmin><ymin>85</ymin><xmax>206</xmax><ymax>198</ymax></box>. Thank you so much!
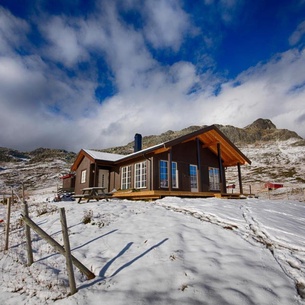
<box><xmin>74</xmin><ymin>156</ymin><xmax>91</xmax><ymax>194</ymax></box>
<box><xmin>151</xmin><ymin>139</ymin><xmax>225</xmax><ymax>192</ymax></box>
<box><xmin>112</xmin><ymin>156</ymin><xmax>153</xmax><ymax>191</ymax></box>
<box><xmin>73</xmin><ymin>139</ymin><xmax>226</xmax><ymax>195</ymax></box>
<box><xmin>62</xmin><ymin>176</ymin><xmax>75</xmax><ymax>190</ymax></box>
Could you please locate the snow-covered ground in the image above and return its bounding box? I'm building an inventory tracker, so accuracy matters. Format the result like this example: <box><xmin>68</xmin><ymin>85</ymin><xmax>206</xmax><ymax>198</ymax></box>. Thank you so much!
<box><xmin>226</xmin><ymin>138</ymin><xmax>305</xmax><ymax>202</ymax></box>
<box><xmin>0</xmin><ymin>187</ymin><xmax>305</xmax><ymax>305</ymax></box>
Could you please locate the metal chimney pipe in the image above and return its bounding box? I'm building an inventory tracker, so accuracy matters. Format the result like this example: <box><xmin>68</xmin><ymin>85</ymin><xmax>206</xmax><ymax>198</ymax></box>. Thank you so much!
<box><xmin>134</xmin><ymin>133</ymin><xmax>142</xmax><ymax>152</ymax></box>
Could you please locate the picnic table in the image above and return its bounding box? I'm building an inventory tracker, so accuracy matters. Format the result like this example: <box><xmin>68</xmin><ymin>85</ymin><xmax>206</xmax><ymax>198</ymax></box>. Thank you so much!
<box><xmin>73</xmin><ymin>187</ymin><xmax>110</xmax><ymax>203</ymax></box>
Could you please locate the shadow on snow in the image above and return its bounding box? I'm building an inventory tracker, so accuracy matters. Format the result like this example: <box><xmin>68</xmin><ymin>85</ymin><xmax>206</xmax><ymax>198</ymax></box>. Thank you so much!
<box><xmin>79</xmin><ymin>238</ymin><xmax>169</xmax><ymax>289</ymax></box>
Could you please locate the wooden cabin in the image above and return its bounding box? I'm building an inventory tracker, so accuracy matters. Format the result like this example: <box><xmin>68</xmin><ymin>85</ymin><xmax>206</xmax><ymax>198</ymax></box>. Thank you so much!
<box><xmin>60</xmin><ymin>173</ymin><xmax>75</xmax><ymax>191</ymax></box>
<box><xmin>70</xmin><ymin>125</ymin><xmax>251</xmax><ymax>200</ymax></box>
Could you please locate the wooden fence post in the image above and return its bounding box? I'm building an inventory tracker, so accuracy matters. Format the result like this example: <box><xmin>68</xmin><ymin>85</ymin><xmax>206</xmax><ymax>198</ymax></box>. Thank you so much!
<box><xmin>23</xmin><ymin>203</ymin><xmax>34</xmax><ymax>266</ymax></box>
<box><xmin>60</xmin><ymin>208</ymin><xmax>77</xmax><ymax>295</ymax></box>
<box><xmin>23</xmin><ymin>182</ymin><xmax>33</xmax><ymax>266</ymax></box>
<box><xmin>4</xmin><ymin>197</ymin><xmax>11</xmax><ymax>250</ymax></box>
<box><xmin>21</xmin><ymin>214</ymin><xmax>95</xmax><ymax>280</ymax></box>
<box><xmin>22</xmin><ymin>183</ymin><xmax>26</xmax><ymax>203</ymax></box>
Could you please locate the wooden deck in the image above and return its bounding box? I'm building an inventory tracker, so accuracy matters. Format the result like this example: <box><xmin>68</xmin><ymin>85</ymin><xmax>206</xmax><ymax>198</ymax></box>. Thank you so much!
<box><xmin>214</xmin><ymin>193</ymin><xmax>246</xmax><ymax>199</ymax></box>
<box><xmin>112</xmin><ymin>190</ymin><xmax>248</xmax><ymax>200</ymax></box>
<box><xmin>112</xmin><ymin>190</ymin><xmax>218</xmax><ymax>200</ymax></box>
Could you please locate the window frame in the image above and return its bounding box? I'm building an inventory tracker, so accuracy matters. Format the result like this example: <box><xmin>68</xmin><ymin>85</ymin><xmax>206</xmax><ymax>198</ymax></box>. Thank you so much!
<box><xmin>160</xmin><ymin>160</ymin><xmax>168</xmax><ymax>188</ymax></box>
<box><xmin>134</xmin><ymin>161</ymin><xmax>147</xmax><ymax>189</ymax></box>
<box><xmin>121</xmin><ymin>165</ymin><xmax>132</xmax><ymax>190</ymax></box>
<box><xmin>159</xmin><ymin>160</ymin><xmax>178</xmax><ymax>188</ymax></box>
<box><xmin>209</xmin><ymin>167</ymin><xmax>220</xmax><ymax>190</ymax></box>
<box><xmin>171</xmin><ymin>161</ymin><xmax>178</xmax><ymax>188</ymax></box>
<box><xmin>189</xmin><ymin>164</ymin><xmax>198</xmax><ymax>190</ymax></box>
<box><xmin>81</xmin><ymin>169</ymin><xmax>87</xmax><ymax>184</ymax></box>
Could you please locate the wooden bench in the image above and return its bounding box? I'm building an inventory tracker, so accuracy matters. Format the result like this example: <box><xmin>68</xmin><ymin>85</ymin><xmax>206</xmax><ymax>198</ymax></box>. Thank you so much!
<box><xmin>73</xmin><ymin>187</ymin><xmax>111</xmax><ymax>203</ymax></box>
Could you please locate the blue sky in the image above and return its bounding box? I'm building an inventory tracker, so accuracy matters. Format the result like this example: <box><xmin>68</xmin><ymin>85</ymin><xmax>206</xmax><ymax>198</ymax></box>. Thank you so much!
<box><xmin>0</xmin><ymin>0</ymin><xmax>305</xmax><ymax>152</ymax></box>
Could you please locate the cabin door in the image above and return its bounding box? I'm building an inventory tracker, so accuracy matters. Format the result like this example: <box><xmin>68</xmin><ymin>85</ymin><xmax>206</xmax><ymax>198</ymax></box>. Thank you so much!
<box><xmin>189</xmin><ymin>164</ymin><xmax>198</xmax><ymax>192</ymax></box>
<box><xmin>98</xmin><ymin>169</ymin><xmax>109</xmax><ymax>191</ymax></box>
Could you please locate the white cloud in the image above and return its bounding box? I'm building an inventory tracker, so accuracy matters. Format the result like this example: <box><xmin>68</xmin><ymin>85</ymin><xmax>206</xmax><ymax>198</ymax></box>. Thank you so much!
<box><xmin>85</xmin><ymin>47</ymin><xmax>305</xmax><ymax>150</ymax></box>
<box><xmin>0</xmin><ymin>7</ymin><xmax>29</xmax><ymax>53</ymax></box>
<box><xmin>198</xmin><ymin>48</ymin><xmax>305</xmax><ymax>136</ymax></box>
<box><xmin>1</xmin><ymin>2</ymin><xmax>305</xmax><ymax>153</ymax></box>
<box><xmin>40</xmin><ymin>16</ymin><xmax>89</xmax><ymax>67</ymax></box>
<box><xmin>289</xmin><ymin>20</ymin><xmax>305</xmax><ymax>46</ymax></box>
<box><xmin>80</xmin><ymin>2</ymin><xmax>159</xmax><ymax>92</ymax></box>
<box><xmin>204</xmin><ymin>0</ymin><xmax>245</xmax><ymax>25</ymax></box>
<box><xmin>142</xmin><ymin>0</ymin><xmax>191</xmax><ymax>51</ymax></box>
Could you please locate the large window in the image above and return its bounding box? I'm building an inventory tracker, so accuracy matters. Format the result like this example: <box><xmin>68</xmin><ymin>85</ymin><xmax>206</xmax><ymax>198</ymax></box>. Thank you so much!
<box><xmin>209</xmin><ymin>167</ymin><xmax>220</xmax><ymax>190</ymax></box>
<box><xmin>81</xmin><ymin>169</ymin><xmax>86</xmax><ymax>184</ymax></box>
<box><xmin>121</xmin><ymin>165</ymin><xmax>132</xmax><ymax>190</ymax></box>
<box><xmin>172</xmin><ymin>162</ymin><xmax>178</xmax><ymax>188</ymax></box>
<box><xmin>189</xmin><ymin>165</ymin><xmax>198</xmax><ymax>191</ymax></box>
<box><xmin>160</xmin><ymin>160</ymin><xmax>168</xmax><ymax>187</ymax></box>
<box><xmin>134</xmin><ymin>161</ymin><xmax>147</xmax><ymax>189</ymax></box>
<box><xmin>160</xmin><ymin>160</ymin><xmax>178</xmax><ymax>188</ymax></box>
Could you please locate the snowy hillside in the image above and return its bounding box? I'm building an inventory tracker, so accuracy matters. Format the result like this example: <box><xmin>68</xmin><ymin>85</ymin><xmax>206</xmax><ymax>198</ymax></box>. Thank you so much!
<box><xmin>0</xmin><ymin>159</ymin><xmax>71</xmax><ymax>194</ymax></box>
<box><xmin>0</xmin><ymin>188</ymin><xmax>305</xmax><ymax>305</ymax></box>
<box><xmin>225</xmin><ymin>137</ymin><xmax>305</xmax><ymax>201</ymax></box>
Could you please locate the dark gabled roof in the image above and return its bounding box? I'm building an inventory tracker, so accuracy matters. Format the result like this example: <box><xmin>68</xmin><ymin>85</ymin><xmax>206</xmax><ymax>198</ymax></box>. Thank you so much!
<box><xmin>117</xmin><ymin>125</ymin><xmax>251</xmax><ymax>166</ymax></box>
<box><xmin>71</xmin><ymin>149</ymin><xmax>124</xmax><ymax>171</ymax></box>
<box><xmin>83</xmin><ymin>149</ymin><xmax>124</xmax><ymax>161</ymax></box>
<box><xmin>172</xmin><ymin>124</ymin><xmax>251</xmax><ymax>166</ymax></box>
<box><xmin>71</xmin><ymin>125</ymin><xmax>251</xmax><ymax>171</ymax></box>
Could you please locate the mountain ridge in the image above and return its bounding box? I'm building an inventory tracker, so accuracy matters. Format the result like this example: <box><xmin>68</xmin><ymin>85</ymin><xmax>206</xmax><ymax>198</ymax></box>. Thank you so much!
<box><xmin>0</xmin><ymin>119</ymin><xmax>303</xmax><ymax>160</ymax></box>
<box><xmin>0</xmin><ymin>119</ymin><xmax>304</xmax><ymax>199</ymax></box>
<box><xmin>102</xmin><ymin>118</ymin><xmax>304</xmax><ymax>155</ymax></box>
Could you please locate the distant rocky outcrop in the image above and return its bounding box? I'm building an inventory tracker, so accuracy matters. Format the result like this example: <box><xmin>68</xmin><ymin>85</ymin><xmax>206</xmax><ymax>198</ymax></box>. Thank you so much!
<box><xmin>28</xmin><ymin>148</ymin><xmax>76</xmax><ymax>164</ymax></box>
<box><xmin>103</xmin><ymin>118</ymin><xmax>304</xmax><ymax>155</ymax></box>
<box><xmin>0</xmin><ymin>148</ymin><xmax>30</xmax><ymax>162</ymax></box>
<box><xmin>0</xmin><ymin>147</ymin><xmax>76</xmax><ymax>164</ymax></box>
<box><xmin>215</xmin><ymin>118</ymin><xmax>302</xmax><ymax>144</ymax></box>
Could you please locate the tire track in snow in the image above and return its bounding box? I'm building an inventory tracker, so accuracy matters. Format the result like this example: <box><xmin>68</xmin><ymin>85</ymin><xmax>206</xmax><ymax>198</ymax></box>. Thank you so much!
<box><xmin>241</xmin><ymin>206</ymin><xmax>305</xmax><ymax>300</ymax></box>
<box><xmin>157</xmin><ymin>202</ymin><xmax>305</xmax><ymax>300</ymax></box>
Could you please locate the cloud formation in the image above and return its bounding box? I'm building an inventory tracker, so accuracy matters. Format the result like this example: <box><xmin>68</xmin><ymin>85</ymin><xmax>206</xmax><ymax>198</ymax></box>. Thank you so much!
<box><xmin>0</xmin><ymin>1</ymin><xmax>304</xmax><ymax>152</ymax></box>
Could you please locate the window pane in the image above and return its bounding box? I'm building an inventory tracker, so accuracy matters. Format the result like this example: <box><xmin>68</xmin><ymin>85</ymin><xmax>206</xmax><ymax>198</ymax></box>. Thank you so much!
<box><xmin>209</xmin><ymin>167</ymin><xmax>220</xmax><ymax>190</ymax></box>
<box><xmin>160</xmin><ymin>160</ymin><xmax>168</xmax><ymax>188</ymax></box>
<box><xmin>121</xmin><ymin>165</ymin><xmax>131</xmax><ymax>190</ymax></box>
<box><xmin>190</xmin><ymin>165</ymin><xmax>197</xmax><ymax>189</ymax></box>
<box><xmin>172</xmin><ymin>162</ymin><xmax>178</xmax><ymax>188</ymax></box>
<box><xmin>134</xmin><ymin>161</ymin><xmax>146</xmax><ymax>189</ymax></box>
<box><xmin>81</xmin><ymin>170</ymin><xmax>86</xmax><ymax>184</ymax></box>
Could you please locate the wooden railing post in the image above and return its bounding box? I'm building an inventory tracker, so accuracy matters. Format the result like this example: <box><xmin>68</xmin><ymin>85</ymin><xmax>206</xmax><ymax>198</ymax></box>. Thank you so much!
<box><xmin>4</xmin><ymin>197</ymin><xmax>11</xmax><ymax>250</ymax></box>
<box><xmin>60</xmin><ymin>208</ymin><xmax>77</xmax><ymax>295</ymax></box>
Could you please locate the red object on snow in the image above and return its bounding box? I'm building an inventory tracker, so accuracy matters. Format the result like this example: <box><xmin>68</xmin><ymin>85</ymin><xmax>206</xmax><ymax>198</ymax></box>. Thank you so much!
<box><xmin>265</xmin><ymin>182</ymin><xmax>283</xmax><ymax>190</ymax></box>
<box><xmin>61</xmin><ymin>173</ymin><xmax>74</xmax><ymax>179</ymax></box>
<box><xmin>0</xmin><ymin>219</ymin><xmax>4</xmax><ymax>223</ymax></box>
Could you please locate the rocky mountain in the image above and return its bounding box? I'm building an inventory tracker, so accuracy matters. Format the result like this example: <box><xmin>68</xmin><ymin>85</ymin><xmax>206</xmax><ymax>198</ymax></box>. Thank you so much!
<box><xmin>103</xmin><ymin>118</ymin><xmax>304</xmax><ymax>154</ymax></box>
<box><xmin>0</xmin><ymin>148</ymin><xmax>76</xmax><ymax>193</ymax></box>
<box><xmin>0</xmin><ymin>119</ymin><xmax>304</xmax><ymax>200</ymax></box>
<box><xmin>0</xmin><ymin>147</ymin><xmax>76</xmax><ymax>164</ymax></box>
